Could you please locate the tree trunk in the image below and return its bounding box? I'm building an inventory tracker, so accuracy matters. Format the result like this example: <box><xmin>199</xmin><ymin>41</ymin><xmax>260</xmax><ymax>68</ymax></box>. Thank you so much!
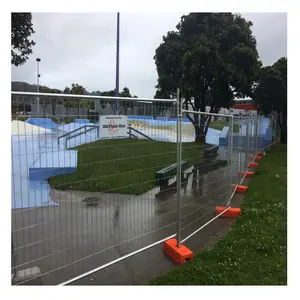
<box><xmin>194</xmin><ymin>113</ymin><xmax>206</xmax><ymax>143</ymax></box>
<box><xmin>279</xmin><ymin>111</ymin><xmax>287</xmax><ymax>144</ymax></box>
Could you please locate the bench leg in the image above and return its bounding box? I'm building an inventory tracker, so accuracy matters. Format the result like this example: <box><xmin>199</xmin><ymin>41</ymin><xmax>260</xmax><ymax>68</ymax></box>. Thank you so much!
<box><xmin>160</xmin><ymin>180</ymin><xmax>169</xmax><ymax>192</ymax></box>
<box><xmin>181</xmin><ymin>172</ymin><xmax>185</xmax><ymax>183</ymax></box>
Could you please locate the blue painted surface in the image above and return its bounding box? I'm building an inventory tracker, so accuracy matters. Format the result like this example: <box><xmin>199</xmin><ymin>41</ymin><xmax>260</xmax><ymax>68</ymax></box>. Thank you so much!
<box><xmin>128</xmin><ymin>116</ymin><xmax>190</xmax><ymax>125</ymax></box>
<box><xmin>25</xmin><ymin>118</ymin><xmax>58</xmax><ymax>130</ymax></box>
<box><xmin>12</xmin><ymin>116</ymin><xmax>272</xmax><ymax>209</ymax></box>
<box><xmin>29</xmin><ymin>150</ymin><xmax>78</xmax><ymax>181</ymax></box>
<box><xmin>128</xmin><ymin>116</ymin><xmax>153</xmax><ymax>120</ymax></box>
<box><xmin>265</xmin><ymin>128</ymin><xmax>272</xmax><ymax>141</ymax></box>
<box><xmin>11</xmin><ymin>135</ymin><xmax>60</xmax><ymax>209</ymax></box>
<box><xmin>57</xmin><ymin>122</ymin><xmax>94</xmax><ymax>133</ymax></box>
<box><xmin>219</xmin><ymin>118</ymin><xmax>270</xmax><ymax>146</ymax></box>
<box><xmin>29</xmin><ymin>167</ymin><xmax>77</xmax><ymax>181</ymax></box>
<box><xmin>75</xmin><ymin>119</ymin><xmax>89</xmax><ymax>124</ymax></box>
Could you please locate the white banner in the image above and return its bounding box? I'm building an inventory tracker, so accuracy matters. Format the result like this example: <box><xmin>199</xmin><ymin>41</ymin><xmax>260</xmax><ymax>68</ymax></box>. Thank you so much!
<box><xmin>99</xmin><ymin>115</ymin><xmax>128</xmax><ymax>139</ymax></box>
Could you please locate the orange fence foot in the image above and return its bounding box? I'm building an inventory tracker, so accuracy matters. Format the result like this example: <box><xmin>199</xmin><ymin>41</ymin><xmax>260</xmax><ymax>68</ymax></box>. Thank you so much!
<box><xmin>232</xmin><ymin>184</ymin><xmax>248</xmax><ymax>194</ymax></box>
<box><xmin>163</xmin><ymin>239</ymin><xmax>194</xmax><ymax>265</ymax></box>
<box><xmin>216</xmin><ymin>206</ymin><xmax>241</xmax><ymax>218</ymax></box>
<box><xmin>248</xmin><ymin>162</ymin><xmax>258</xmax><ymax>168</ymax></box>
<box><xmin>238</xmin><ymin>171</ymin><xmax>254</xmax><ymax>178</ymax></box>
<box><xmin>255</xmin><ymin>156</ymin><xmax>262</xmax><ymax>162</ymax></box>
<box><xmin>257</xmin><ymin>152</ymin><xmax>265</xmax><ymax>157</ymax></box>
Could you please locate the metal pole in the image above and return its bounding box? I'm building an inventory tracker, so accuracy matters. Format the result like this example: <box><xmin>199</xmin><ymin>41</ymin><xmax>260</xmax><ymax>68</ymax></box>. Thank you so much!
<box><xmin>249</xmin><ymin>113</ymin><xmax>253</xmax><ymax>160</ymax></box>
<box><xmin>274</xmin><ymin>112</ymin><xmax>278</xmax><ymax>143</ymax></box>
<box><xmin>176</xmin><ymin>88</ymin><xmax>182</xmax><ymax>248</ymax></box>
<box><xmin>36</xmin><ymin>58</ymin><xmax>41</xmax><ymax>115</ymax></box>
<box><xmin>245</xmin><ymin>114</ymin><xmax>250</xmax><ymax>171</ymax></box>
<box><xmin>228</xmin><ymin>114</ymin><xmax>233</xmax><ymax>204</ymax></box>
<box><xmin>254</xmin><ymin>117</ymin><xmax>258</xmax><ymax>155</ymax></box>
<box><xmin>115</xmin><ymin>12</ymin><xmax>120</xmax><ymax>115</ymax></box>
<box><xmin>238</xmin><ymin>113</ymin><xmax>242</xmax><ymax>183</ymax></box>
<box><xmin>260</xmin><ymin>116</ymin><xmax>263</xmax><ymax>151</ymax></box>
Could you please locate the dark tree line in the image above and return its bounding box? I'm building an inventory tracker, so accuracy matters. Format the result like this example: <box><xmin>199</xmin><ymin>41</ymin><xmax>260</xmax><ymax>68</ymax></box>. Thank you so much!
<box><xmin>12</xmin><ymin>81</ymin><xmax>138</xmax><ymax>116</ymax></box>
<box><xmin>254</xmin><ymin>57</ymin><xmax>287</xmax><ymax>143</ymax></box>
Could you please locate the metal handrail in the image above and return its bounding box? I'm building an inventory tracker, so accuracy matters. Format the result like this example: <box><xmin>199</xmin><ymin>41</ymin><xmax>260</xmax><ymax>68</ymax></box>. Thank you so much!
<box><xmin>64</xmin><ymin>127</ymin><xmax>99</xmax><ymax>149</ymax></box>
<box><xmin>58</xmin><ymin>124</ymin><xmax>99</xmax><ymax>140</ymax></box>
<box><xmin>58</xmin><ymin>124</ymin><xmax>99</xmax><ymax>148</ymax></box>
<box><xmin>59</xmin><ymin>124</ymin><xmax>152</xmax><ymax>149</ymax></box>
<box><xmin>128</xmin><ymin>126</ymin><xmax>152</xmax><ymax>140</ymax></box>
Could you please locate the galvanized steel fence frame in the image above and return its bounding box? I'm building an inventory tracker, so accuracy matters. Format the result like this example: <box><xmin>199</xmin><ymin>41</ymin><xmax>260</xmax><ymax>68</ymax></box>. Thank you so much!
<box><xmin>11</xmin><ymin>91</ymin><xmax>278</xmax><ymax>285</ymax></box>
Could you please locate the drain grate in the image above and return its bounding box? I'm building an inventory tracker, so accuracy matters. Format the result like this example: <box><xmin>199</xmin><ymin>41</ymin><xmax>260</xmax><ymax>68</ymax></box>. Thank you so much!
<box><xmin>81</xmin><ymin>197</ymin><xmax>100</xmax><ymax>205</ymax></box>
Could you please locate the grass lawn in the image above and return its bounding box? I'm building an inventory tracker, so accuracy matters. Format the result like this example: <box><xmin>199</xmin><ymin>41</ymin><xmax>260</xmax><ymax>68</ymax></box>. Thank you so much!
<box><xmin>48</xmin><ymin>139</ymin><xmax>204</xmax><ymax>195</ymax></box>
<box><xmin>210</xmin><ymin>121</ymin><xmax>240</xmax><ymax>133</ymax></box>
<box><xmin>151</xmin><ymin>144</ymin><xmax>287</xmax><ymax>285</ymax></box>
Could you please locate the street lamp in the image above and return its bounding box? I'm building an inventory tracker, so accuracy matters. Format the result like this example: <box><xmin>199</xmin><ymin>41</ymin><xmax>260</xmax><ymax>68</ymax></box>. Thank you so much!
<box><xmin>115</xmin><ymin>12</ymin><xmax>120</xmax><ymax>115</ymax></box>
<box><xmin>36</xmin><ymin>58</ymin><xmax>41</xmax><ymax>115</ymax></box>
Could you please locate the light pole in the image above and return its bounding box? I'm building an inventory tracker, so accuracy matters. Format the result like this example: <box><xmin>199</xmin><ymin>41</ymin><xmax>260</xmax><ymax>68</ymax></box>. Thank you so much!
<box><xmin>36</xmin><ymin>58</ymin><xmax>41</xmax><ymax>115</ymax></box>
<box><xmin>115</xmin><ymin>12</ymin><xmax>120</xmax><ymax>115</ymax></box>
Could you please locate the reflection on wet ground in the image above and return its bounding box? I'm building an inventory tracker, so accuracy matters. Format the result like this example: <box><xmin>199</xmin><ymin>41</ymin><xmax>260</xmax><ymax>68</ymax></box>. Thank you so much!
<box><xmin>11</xmin><ymin>145</ymin><xmax>247</xmax><ymax>285</ymax></box>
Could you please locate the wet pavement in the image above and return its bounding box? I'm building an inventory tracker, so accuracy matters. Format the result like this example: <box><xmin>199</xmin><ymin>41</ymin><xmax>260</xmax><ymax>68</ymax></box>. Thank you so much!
<box><xmin>11</xmin><ymin>145</ymin><xmax>249</xmax><ymax>285</ymax></box>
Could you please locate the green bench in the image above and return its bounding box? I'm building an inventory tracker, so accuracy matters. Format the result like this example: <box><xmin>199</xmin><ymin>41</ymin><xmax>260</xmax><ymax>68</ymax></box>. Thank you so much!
<box><xmin>155</xmin><ymin>160</ymin><xmax>188</xmax><ymax>191</ymax></box>
<box><xmin>203</xmin><ymin>145</ymin><xmax>219</xmax><ymax>157</ymax></box>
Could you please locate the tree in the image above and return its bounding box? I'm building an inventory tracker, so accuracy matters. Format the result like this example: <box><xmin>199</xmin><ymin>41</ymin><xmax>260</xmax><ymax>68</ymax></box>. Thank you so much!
<box><xmin>154</xmin><ymin>90</ymin><xmax>174</xmax><ymax>117</ymax></box>
<box><xmin>97</xmin><ymin>87</ymin><xmax>137</xmax><ymax>115</ymax></box>
<box><xmin>119</xmin><ymin>87</ymin><xmax>135</xmax><ymax>115</ymax></box>
<box><xmin>39</xmin><ymin>86</ymin><xmax>62</xmax><ymax>116</ymax></box>
<box><xmin>64</xmin><ymin>83</ymin><xmax>86</xmax><ymax>117</ymax></box>
<box><xmin>11</xmin><ymin>13</ymin><xmax>35</xmax><ymax>66</ymax></box>
<box><xmin>154</xmin><ymin>13</ymin><xmax>261</xmax><ymax>142</ymax></box>
<box><xmin>254</xmin><ymin>57</ymin><xmax>287</xmax><ymax>143</ymax></box>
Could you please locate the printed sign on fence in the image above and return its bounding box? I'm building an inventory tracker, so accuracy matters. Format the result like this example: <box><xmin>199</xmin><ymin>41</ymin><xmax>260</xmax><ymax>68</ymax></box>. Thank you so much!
<box><xmin>99</xmin><ymin>115</ymin><xmax>128</xmax><ymax>139</ymax></box>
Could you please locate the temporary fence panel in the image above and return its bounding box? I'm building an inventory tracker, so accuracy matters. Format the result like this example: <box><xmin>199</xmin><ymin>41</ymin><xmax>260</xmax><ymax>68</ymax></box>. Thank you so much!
<box><xmin>177</xmin><ymin>108</ymin><xmax>233</xmax><ymax>244</ymax></box>
<box><xmin>11</xmin><ymin>91</ymin><xmax>278</xmax><ymax>285</ymax></box>
<box><xmin>11</xmin><ymin>92</ymin><xmax>178</xmax><ymax>285</ymax></box>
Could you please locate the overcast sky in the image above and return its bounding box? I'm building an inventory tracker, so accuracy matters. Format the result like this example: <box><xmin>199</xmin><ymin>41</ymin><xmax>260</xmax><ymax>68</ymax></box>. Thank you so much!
<box><xmin>11</xmin><ymin>12</ymin><xmax>287</xmax><ymax>98</ymax></box>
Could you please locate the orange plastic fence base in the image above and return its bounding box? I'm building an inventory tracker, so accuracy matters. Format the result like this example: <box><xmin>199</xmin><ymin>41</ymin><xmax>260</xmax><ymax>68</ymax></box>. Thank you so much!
<box><xmin>257</xmin><ymin>152</ymin><xmax>265</xmax><ymax>157</ymax></box>
<box><xmin>163</xmin><ymin>239</ymin><xmax>194</xmax><ymax>265</ymax></box>
<box><xmin>232</xmin><ymin>184</ymin><xmax>248</xmax><ymax>194</ymax></box>
<box><xmin>238</xmin><ymin>171</ymin><xmax>254</xmax><ymax>178</ymax></box>
<box><xmin>216</xmin><ymin>206</ymin><xmax>241</xmax><ymax>218</ymax></box>
<box><xmin>255</xmin><ymin>156</ymin><xmax>262</xmax><ymax>162</ymax></box>
<box><xmin>248</xmin><ymin>162</ymin><xmax>258</xmax><ymax>168</ymax></box>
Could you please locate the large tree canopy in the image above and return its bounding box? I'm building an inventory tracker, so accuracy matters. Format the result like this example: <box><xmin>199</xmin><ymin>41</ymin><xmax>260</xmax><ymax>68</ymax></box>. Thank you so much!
<box><xmin>11</xmin><ymin>13</ymin><xmax>35</xmax><ymax>66</ymax></box>
<box><xmin>254</xmin><ymin>57</ymin><xmax>287</xmax><ymax>143</ymax></box>
<box><xmin>154</xmin><ymin>13</ymin><xmax>261</xmax><ymax>142</ymax></box>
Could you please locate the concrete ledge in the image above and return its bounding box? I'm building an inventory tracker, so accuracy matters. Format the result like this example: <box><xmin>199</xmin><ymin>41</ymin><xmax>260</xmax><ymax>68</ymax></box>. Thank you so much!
<box><xmin>29</xmin><ymin>150</ymin><xmax>78</xmax><ymax>181</ymax></box>
<box><xmin>29</xmin><ymin>166</ymin><xmax>77</xmax><ymax>181</ymax></box>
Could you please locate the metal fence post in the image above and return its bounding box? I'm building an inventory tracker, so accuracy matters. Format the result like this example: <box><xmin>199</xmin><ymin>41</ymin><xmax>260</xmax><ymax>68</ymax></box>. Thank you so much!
<box><xmin>238</xmin><ymin>114</ymin><xmax>242</xmax><ymax>184</ymax></box>
<box><xmin>228</xmin><ymin>115</ymin><xmax>234</xmax><ymax>204</ymax></box>
<box><xmin>260</xmin><ymin>116</ymin><xmax>263</xmax><ymax>151</ymax></box>
<box><xmin>176</xmin><ymin>88</ymin><xmax>182</xmax><ymax>248</ymax></box>
<box><xmin>274</xmin><ymin>111</ymin><xmax>278</xmax><ymax>143</ymax></box>
<box><xmin>251</xmin><ymin>115</ymin><xmax>254</xmax><ymax>158</ymax></box>
<box><xmin>254</xmin><ymin>117</ymin><xmax>258</xmax><ymax>157</ymax></box>
<box><xmin>245</xmin><ymin>114</ymin><xmax>250</xmax><ymax>171</ymax></box>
